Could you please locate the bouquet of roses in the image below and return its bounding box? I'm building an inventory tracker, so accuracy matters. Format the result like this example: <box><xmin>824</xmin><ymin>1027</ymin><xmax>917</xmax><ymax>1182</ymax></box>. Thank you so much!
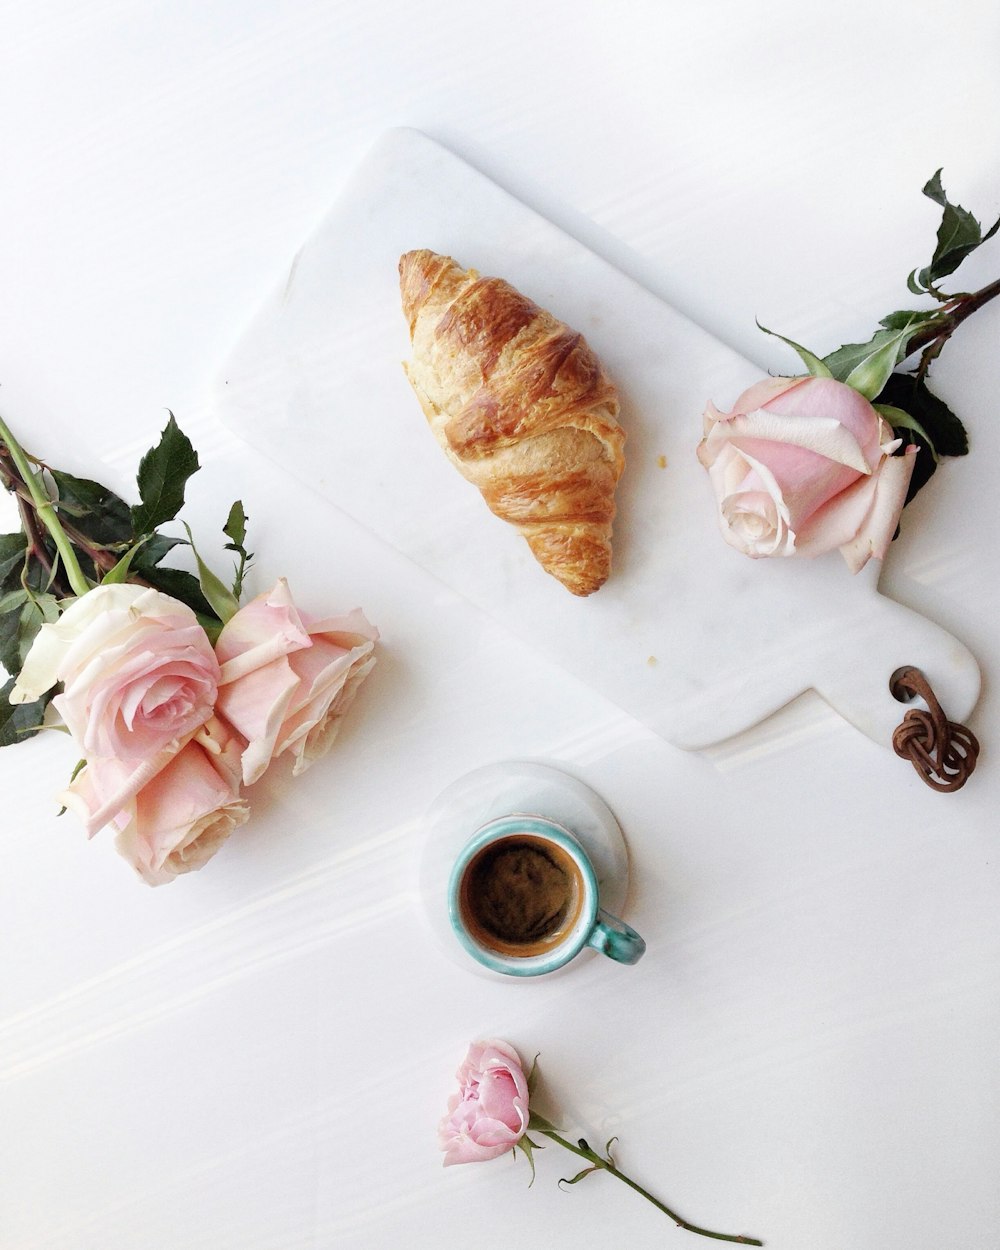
<box><xmin>0</xmin><ymin>413</ymin><xmax>377</xmax><ymax>885</ymax></box>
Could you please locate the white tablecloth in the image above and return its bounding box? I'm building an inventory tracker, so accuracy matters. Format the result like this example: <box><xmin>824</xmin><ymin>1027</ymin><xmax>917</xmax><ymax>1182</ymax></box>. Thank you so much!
<box><xmin>1</xmin><ymin>3</ymin><xmax>998</xmax><ymax>1248</ymax></box>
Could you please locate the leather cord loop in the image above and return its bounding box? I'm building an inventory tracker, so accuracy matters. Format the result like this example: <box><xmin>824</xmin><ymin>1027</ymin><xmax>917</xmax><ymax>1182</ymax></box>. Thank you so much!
<box><xmin>890</xmin><ymin>666</ymin><xmax>979</xmax><ymax>793</ymax></box>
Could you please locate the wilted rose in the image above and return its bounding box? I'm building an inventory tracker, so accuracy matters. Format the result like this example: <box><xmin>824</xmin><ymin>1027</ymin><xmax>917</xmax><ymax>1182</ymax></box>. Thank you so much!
<box><xmin>61</xmin><ymin>715</ymin><xmax>249</xmax><ymax>886</ymax></box>
<box><xmin>697</xmin><ymin>376</ymin><xmax>916</xmax><ymax>572</ymax></box>
<box><xmin>214</xmin><ymin>578</ymin><xmax>377</xmax><ymax>785</ymax></box>
<box><xmin>439</xmin><ymin>1039</ymin><xmax>530</xmax><ymax>1166</ymax></box>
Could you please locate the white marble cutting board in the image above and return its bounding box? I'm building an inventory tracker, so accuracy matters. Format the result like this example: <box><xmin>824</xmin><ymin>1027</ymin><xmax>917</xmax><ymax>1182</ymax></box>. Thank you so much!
<box><xmin>215</xmin><ymin>127</ymin><xmax>980</xmax><ymax>750</ymax></box>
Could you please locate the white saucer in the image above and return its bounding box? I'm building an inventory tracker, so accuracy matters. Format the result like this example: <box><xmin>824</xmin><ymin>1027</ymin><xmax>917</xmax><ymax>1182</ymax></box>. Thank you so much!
<box><xmin>416</xmin><ymin>760</ymin><xmax>632</xmax><ymax>979</ymax></box>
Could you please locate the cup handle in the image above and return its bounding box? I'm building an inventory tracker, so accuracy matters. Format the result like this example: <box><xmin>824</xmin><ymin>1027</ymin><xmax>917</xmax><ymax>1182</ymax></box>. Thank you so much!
<box><xmin>586</xmin><ymin>908</ymin><xmax>646</xmax><ymax>965</ymax></box>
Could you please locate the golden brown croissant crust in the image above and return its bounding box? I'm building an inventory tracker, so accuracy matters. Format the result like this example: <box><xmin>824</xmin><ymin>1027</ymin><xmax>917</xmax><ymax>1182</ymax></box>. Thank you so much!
<box><xmin>399</xmin><ymin>249</ymin><xmax>625</xmax><ymax>596</ymax></box>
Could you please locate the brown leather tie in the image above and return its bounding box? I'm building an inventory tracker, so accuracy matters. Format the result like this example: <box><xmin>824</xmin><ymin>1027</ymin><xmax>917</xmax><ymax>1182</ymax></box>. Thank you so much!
<box><xmin>890</xmin><ymin>666</ymin><xmax>980</xmax><ymax>792</ymax></box>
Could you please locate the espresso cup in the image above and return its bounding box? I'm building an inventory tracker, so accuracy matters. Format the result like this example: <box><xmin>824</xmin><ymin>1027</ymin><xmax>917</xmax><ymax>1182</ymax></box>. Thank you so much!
<box><xmin>447</xmin><ymin>815</ymin><xmax>646</xmax><ymax>976</ymax></box>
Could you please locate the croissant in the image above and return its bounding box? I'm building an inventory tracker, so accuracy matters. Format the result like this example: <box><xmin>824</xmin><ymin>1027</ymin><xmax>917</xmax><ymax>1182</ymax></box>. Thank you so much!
<box><xmin>399</xmin><ymin>249</ymin><xmax>625</xmax><ymax>596</ymax></box>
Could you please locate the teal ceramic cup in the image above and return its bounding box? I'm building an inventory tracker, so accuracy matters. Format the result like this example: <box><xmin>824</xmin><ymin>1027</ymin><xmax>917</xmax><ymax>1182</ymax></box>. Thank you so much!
<box><xmin>448</xmin><ymin>815</ymin><xmax>646</xmax><ymax>977</ymax></box>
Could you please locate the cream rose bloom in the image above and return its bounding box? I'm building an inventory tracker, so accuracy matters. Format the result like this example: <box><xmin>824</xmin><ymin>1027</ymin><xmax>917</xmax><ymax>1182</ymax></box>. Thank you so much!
<box><xmin>11</xmin><ymin>582</ymin><xmax>220</xmax><ymax>759</ymax></box>
<box><xmin>60</xmin><ymin>715</ymin><xmax>249</xmax><ymax>886</ymax></box>
<box><xmin>698</xmin><ymin>376</ymin><xmax>916</xmax><ymax>572</ymax></box>
<box><xmin>10</xmin><ymin>583</ymin><xmax>222</xmax><ymax>837</ymax></box>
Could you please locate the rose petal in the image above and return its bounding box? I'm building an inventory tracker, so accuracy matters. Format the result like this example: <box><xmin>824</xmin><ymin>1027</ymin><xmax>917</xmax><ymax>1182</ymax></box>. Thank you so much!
<box><xmin>764</xmin><ymin>375</ymin><xmax>884</xmax><ymax>464</ymax></box>
<box><xmin>279</xmin><ymin>645</ymin><xmax>377</xmax><ymax>773</ymax></box>
<box><xmin>11</xmin><ymin>585</ymin><xmax>194</xmax><ymax>703</ymax></box>
<box><xmin>58</xmin><ymin>744</ymin><xmax>188</xmax><ymax>839</ymax></box>
<box><xmin>838</xmin><ymin>448</ymin><xmax>917</xmax><ymax>572</ymax></box>
<box><xmin>213</xmin><ymin>581</ymin><xmax>378</xmax><ymax>785</ymax></box>
<box><xmin>215</xmin><ymin>657</ymin><xmax>301</xmax><ymax>785</ymax></box>
<box><xmin>216</xmin><ymin>577</ymin><xmax>312</xmax><ymax>682</ymax></box>
<box><xmin>112</xmin><ymin>726</ymin><xmax>249</xmax><ymax>886</ymax></box>
<box><xmin>716</xmin><ymin>411</ymin><xmax>871</xmax><ymax>475</ymax></box>
<box><xmin>440</xmin><ymin>1040</ymin><xmax>529</xmax><ymax>1166</ymax></box>
<box><xmin>730</xmin><ymin>375</ymin><xmax>806</xmax><ymax>414</ymax></box>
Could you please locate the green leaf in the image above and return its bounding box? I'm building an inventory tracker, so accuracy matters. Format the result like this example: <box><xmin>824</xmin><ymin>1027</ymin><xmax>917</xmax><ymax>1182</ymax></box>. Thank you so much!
<box><xmin>0</xmin><ymin>533</ymin><xmax>28</xmax><ymax>591</ymax></box>
<box><xmin>17</xmin><ymin>594</ymin><xmax>59</xmax><ymax>666</ymax></box>
<box><xmin>824</xmin><ymin>319</ymin><xmax>927</xmax><ymax>399</ymax></box>
<box><xmin>843</xmin><ymin>333</ymin><xmax>911</xmax><ymax>400</ymax></box>
<box><xmin>131</xmin><ymin>413</ymin><xmax>200</xmax><ymax>535</ymax></box>
<box><xmin>921</xmin><ymin>168</ymin><xmax>948</xmax><ymax>208</ymax></box>
<box><xmin>515</xmin><ymin>1136</ymin><xmax>541</xmax><ymax>1186</ymax></box>
<box><xmin>906</xmin><ymin>268</ymin><xmax>927</xmax><ymax>296</ymax></box>
<box><xmin>756</xmin><ymin>321</ymin><xmax>833</xmax><ymax>378</ymax></box>
<box><xmin>222</xmin><ymin>500</ymin><xmax>253</xmax><ymax>599</ymax></box>
<box><xmin>526</xmin><ymin>1054</ymin><xmax>541</xmax><ymax>1097</ymax></box>
<box><xmin>129</xmin><ymin>531</ymin><xmax>184</xmax><ymax>571</ymax></box>
<box><xmin>0</xmin><ymin>588</ymin><xmax>28</xmax><ymax>615</ymax></box>
<box><xmin>196</xmin><ymin>614</ymin><xmax>223</xmax><ymax>647</ymax></box>
<box><xmin>876</xmin><ymin>373</ymin><xmax>967</xmax><ymax>458</ymax></box>
<box><xmin>0</xmin><ymin>593</ymin><xmax>60</xmax><ymax>679</ymax></box>
<box><xmin>50</xmin><ymin>470</ymin><xmax>133</xmax><ymax>546</ymax></box>
<box><xmin>559</xmin><ymin>1165</ymin><xmax>599</xmax><ymax>1188</ymax></box>
<box><xmin>16</xmin><ymin>600</ymin><xmax>44</xmax><ymax>665</ymax></box>
<box><xmin>223</xmin><ymin>500</ymin><xmax>247</xmax><ymax>549</ymax></box>
<box><xmin>101</xmin><ymin>536</ymin><xmax>150</xmax><ymax>584</ymax></box>
<box><xmin>139</xmin><ymin>564</ymin><xmax>214</xmax><ymax>617</ymax></box>
<box><xmin>22</xmin><ymin>551</ymin><xmax>58</xmax><ymax>595</ymax></box>
<box><xmin>0</xmin><ymin>675</ymin><xmax>48</xmax><ymax>747</ymax></box>
<box><xmin>873</xmin><ymin>372</ymin><xmax>967</xmax><ymax>504</ymax></box>
<box><xmin>37</xmin><ymin>593</ymin><xmax>59</xmax><ymax>623</ymax></box>
<box><xmin>873</xmin><ymin>404</ymin><xmax>939</xmax><ymax>461</ymax></box>
<box><xmin>182</xmin><ymin>522</ymin><xmax>239</xmax><ymax>624</ymax></box>
<box><xmin>917</xmin><ymin>169</ymin><xmax>1000</xmax><ymax>287</ymax></box>
<box><xmin>0</xmin><ymin>603</ymin><xmax>22</xmax><ymax>675</ymax></box>
<box><xmin>56</xmin><ymin>757</ymin><xmax>87</xmax><ymax>814</ymax></box>
<box><xmin>879</xmin><ymin>309</ymin><xmax>943</xmax><ymax>333</ymax></box>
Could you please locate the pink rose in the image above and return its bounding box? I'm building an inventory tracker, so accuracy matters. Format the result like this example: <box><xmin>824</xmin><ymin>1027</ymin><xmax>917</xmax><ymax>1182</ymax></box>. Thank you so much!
<box><xmin>10</xmin><ymin>583</ymin><xmax>219</xmax><ymax>761</ymax></box>
<box><xmin>10</xmin><ymin>583</ymin><xmax>221</xmax><ymax>836</ymax></box>
<box><xmin>439</xmin><ymin>1039</ymin><xmax>530</xmax><ymax>1166</ymax></box>
<box><xmin>697</xmin><ymin>376</ymin><xmax>916</xmax><ymax>572</ymax></box>
<box><xmin>61</xmin><ymin>715</ymin><xmax>250</xmax><ymax>886</ymax></box>
<box><xmin>214</xmin><ymin>579</ymin><xmax>377</xmax><ymax>785</ymax></box>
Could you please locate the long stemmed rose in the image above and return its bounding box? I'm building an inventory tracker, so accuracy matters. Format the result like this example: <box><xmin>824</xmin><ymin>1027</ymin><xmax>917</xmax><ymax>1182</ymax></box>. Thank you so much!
<box><xmin>0</xmin><ymin>413</ymin><xmax>377</xmax><ymax>883</ymax></box>
<box><xmin>440</xmin><ymin>1040</ymin><xmax>763</xmax><ymax>1246</ymax></box>
<box><xmin>699</xmin><ymin>171</ymin><xmax>999</xmax><ymax>568</ymax></box>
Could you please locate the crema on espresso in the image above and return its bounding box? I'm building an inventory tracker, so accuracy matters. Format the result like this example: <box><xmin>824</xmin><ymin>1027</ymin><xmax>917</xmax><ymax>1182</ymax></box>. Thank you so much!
<box><xmin>459</xmin><ymin>833</ymin><xmax>584</xmax><ymax>957</ymax></box>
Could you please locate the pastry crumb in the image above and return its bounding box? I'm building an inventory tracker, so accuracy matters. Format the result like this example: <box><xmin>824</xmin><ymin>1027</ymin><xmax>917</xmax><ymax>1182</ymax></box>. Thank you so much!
<box><xmin>647</xmin><ymin>655</ymin><xmax>658</xmax><ymax>667</ymax></box>
<box><xmin>656</xmin><ymin>455</ymin><xmax>667</xmax><ymax>469</ymax></box>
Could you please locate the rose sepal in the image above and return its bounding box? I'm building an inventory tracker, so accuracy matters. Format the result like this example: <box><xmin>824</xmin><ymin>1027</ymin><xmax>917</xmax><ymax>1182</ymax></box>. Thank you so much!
<box><xmin>181</xmin><ymin>521</ymin><xmax>240</xmax><ymax>624</ymax></box>
<box><xmin>755</xmin><ymin>321</ymin><xmax>831</xmax><ymax>378</ymax></box>
<box><xmin>873</xmin><ymin>404</ymin><xmax>938</xmax><ymax>461</ymax></box>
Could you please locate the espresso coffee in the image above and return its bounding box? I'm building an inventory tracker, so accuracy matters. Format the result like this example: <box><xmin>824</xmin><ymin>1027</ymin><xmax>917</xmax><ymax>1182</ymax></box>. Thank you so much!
<box><xmin>459</xmin><ymin>833</ymin><xmax>584</xmax><ymax>957</ymax></box>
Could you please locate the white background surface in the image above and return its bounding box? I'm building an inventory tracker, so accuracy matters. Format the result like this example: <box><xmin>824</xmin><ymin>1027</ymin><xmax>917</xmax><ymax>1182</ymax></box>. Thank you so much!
<box><xmin>1</xmin><ymin>3</ymin><xmax>998</xmax><ymax>1249</ymax></box>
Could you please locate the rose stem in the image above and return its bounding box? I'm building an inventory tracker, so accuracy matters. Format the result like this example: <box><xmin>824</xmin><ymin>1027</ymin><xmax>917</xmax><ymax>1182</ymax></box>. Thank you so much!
<box><xmin>1</xmin><ymin>463</ymin><xmax>51</xmax><ymax>573</ymax></box>
<box><xmin>0</xmin><ymin>448</ymin><xmax>121</xmax><ymax>579</ymax></box>
<box><xmin>58</xmin><ymin>519</ymin><xmax>124</xmax><ymax>577</ymax></box>
<box><xmin>901</xmin><ymin>276</ymin><xmax>1000</xmax><ymax>376</ymax></box>
<box><xmin>538</xmin><ymin>1129</ymin><xmax>763</xmax><ymax>1246</ymax></box>
<box><xmin>0</xmin><ymin>415</ymin><xmax>91</xmax><ymax>597</ymax></box>
<box><xmin>0</xmin><ymin>454</ymin><xmax>55</xmax><ymax>592</ymax></box>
